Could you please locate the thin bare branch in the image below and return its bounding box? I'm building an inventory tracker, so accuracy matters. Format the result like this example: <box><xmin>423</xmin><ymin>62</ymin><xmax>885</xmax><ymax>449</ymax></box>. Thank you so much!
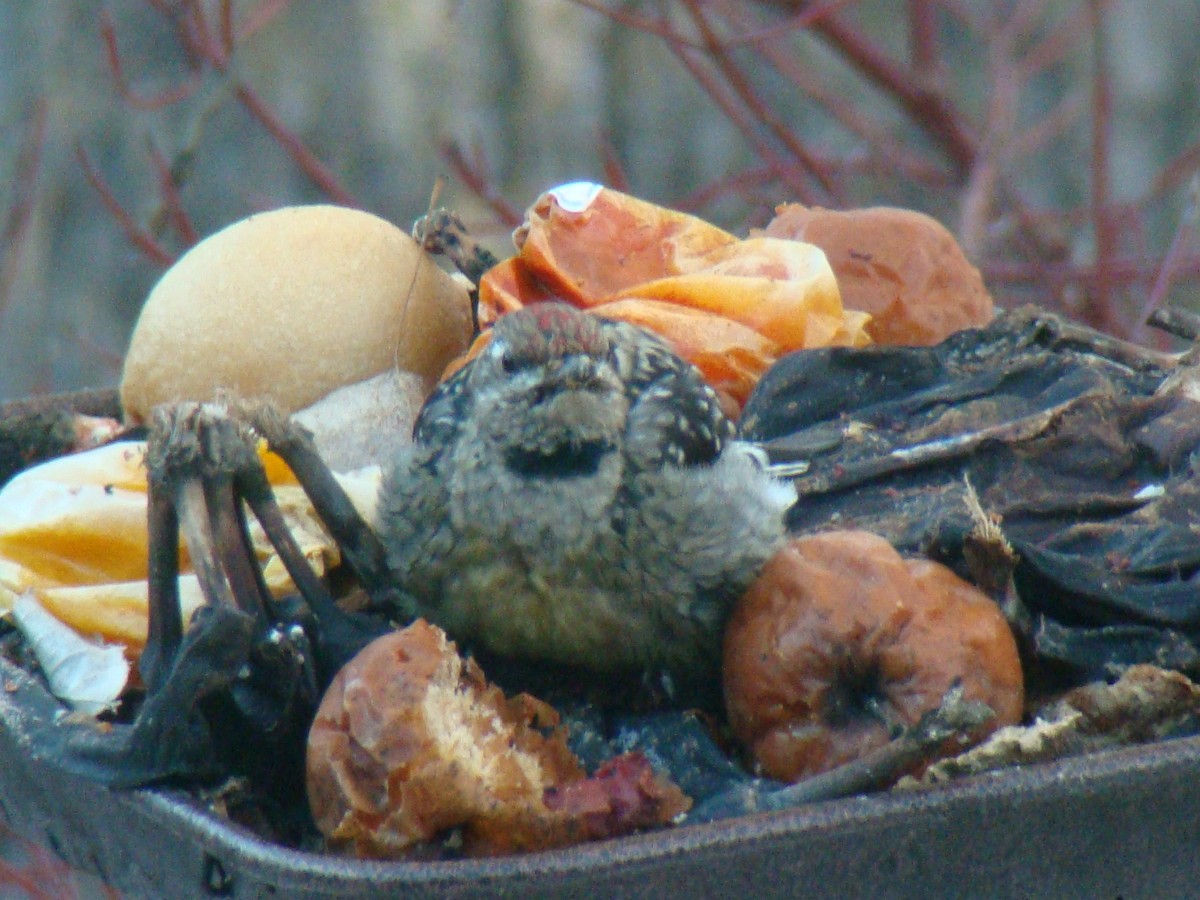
<box><xmin>718</xmin><ymin>3</ymin><xmax>956</xmax><ymax>189</ymax></box>
<box><xmin>234</xmin><ymin>85</ymin><xmax>357</xmax><ymax>206</ymax></box>
<box><xmin>998</xmin><ymin>0</ymin><xmax>1049</xmax><ymax>50</ymax></box>
<box><xmin>908</xmin><ymin>0</ymin><xmax>939</xmax><ymax>75</ymax></box>
<box><xmin>147</xmin><ymin>139</ymin><xmax>199</xmax><ymax>245</ymax></box>
<box><xmin>665</xmin><ymin>34</ymin><xmax>818</xmax><ymax>202</ymax></box>
<box><xmin>1002</xmin><ymin>93</ymin><xmax>1086</xmax><ymax>163</ymax></box>
<box><xmin>100</xmin><ymin>7</ymin><xmax>201</xmax><ymax>110</ymax></box>
<box><xmin>716</xmin><ymin>0</ymin><xmax>856</xmax><ymax>50</ymax></box>
<box><xmin>675</xmin><ymin>166</ymin><xmax>777</xmax><ymax>213</ymax></box>
<box><xmin>180</xmin><ymin>0</ymin><xmax>226</xmax><ymax>69</ymax></box>
<box><xmin>1086</xmin><ymin>0</ymin><xmax>1119</xmax><ymax>333</ymax></box>
<box><xmin>75</xmin><ymin>144</ymin><xmax>175</xmax><ymax>268</ymax></box>
<box><xmin>683</xmin><ymin>0</ymin><xmax>838</xmax><ymax>198</ymax></box>
<box><xmin>219</xmin><ymin>0</ymin><xmax>236</xmax><ymax>61</ymax></box>
<box><xmin>808</xmin><ymin>10</ymin><xmax>978</xmax><ymax>175</ymax></box>
<box><xmin>596</xmin><ymin>129</ymin><xmax>631</xmax><ymax>193</ymax></box>
<box><xmin>1016</xmin><ymin>4</ymin><xmax>1098</xmax><ymax>80</ymax></box>
<box><xmin>958</xmin><ymin>11</ymin><xmax>1023</xmax><ymax>258</ymax></box>
<box><xmin>0</xmin><ymin>100</ymin><xmax>48</xmax><ymax>319</ymax></box>
<box><xmin>571</xmin><ymin>0</ymin><xmax>700</xmax><ymax>47</ymax></box>
<box><xmin>439</xmin><ymin>139</ymin><xmax>524</xmax><ymax>227</ymax></box>
<box><xmin>1148</xmin><ymin>141</ymin><xmax>1200</xmax><ymax>203</ymax></box>
<box><xmin>983</xmin><ymin>254</ymin><xmax>1200</xmax><ymax>288</ymax></box>
<box><xmin>66</xmin><ymin>325</ymin><xmax>125</xmax><ymax>379</ymax></box>
<box><xmin>1132</xmin><ymin>176</ymin><xmax>1200</xmax><ymax>343</ymax></box>
<box><xmin>238</xmin><ymin>0</ymin><xmax>294</xmax><ymax>42</ymax></box>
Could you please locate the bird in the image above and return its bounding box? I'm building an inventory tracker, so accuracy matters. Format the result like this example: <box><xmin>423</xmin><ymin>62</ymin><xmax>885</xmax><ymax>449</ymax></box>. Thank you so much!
<box><xmin>377</xmin><ymin>302</ymin><xmax>795</xmax><ymax>682</ymax></box>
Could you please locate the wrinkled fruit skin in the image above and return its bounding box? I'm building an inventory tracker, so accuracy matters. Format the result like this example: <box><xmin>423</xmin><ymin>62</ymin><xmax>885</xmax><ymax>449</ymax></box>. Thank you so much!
<box><xmin>760</xmin><ymin>203</ymin><xmax>994</xmax><ymax>347</ymax></box>
<box><xmin>722</xmin><ymin>531</ymin><xmax>1023</xmax><ymax>782</ymax></box>
<box><xmin>306</xmin><ymin>620</ymin><xmax>689</xmax><ymax>858</ymax></box>
<box><xmin>306</xmin><ymin>620</ymin><xmax>582</xmax><ymax>857</ymax></box>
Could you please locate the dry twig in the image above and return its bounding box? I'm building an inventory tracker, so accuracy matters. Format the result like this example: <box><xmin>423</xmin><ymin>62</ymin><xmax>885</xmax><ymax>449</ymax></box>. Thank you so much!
<box><xmin>82</xmin><ymin>0</ymin><xmax>355</xmax><ymax>267</ymax></box>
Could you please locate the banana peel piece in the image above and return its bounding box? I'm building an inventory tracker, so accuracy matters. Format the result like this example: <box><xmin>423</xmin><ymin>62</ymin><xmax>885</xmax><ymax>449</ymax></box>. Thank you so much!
<box><xmin>11</xmin><ymin>592</ymin><xmax>130</xmax><ymax>715</ymax></box>
<box><xmin>0</xmin><ymin>441</ymin><xmax>381</xmax><ymax>661</ymax></box>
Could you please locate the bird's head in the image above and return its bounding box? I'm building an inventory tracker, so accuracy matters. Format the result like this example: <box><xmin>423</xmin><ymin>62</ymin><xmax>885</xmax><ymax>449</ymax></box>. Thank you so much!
<box><xmin>467</xmin><ymin>304</ymin><xmax>628</xmax><ymax>478</ymax></box>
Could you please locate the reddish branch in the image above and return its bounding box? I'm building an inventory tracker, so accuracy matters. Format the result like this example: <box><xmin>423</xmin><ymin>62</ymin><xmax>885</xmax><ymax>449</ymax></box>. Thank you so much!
<box><xmin>719</xmin><ymin>5</ymin><xmax>955</xmax><ymax>188</ymax></box>
<box><xmin>1151</xmin><ymin>142</ymin><xmax>1200</xmax><ymax>202</ymax></box>
<box><xmin>717</xmin><ymin>0</ymin><xmax>857</xmax><ymax>49</ymax></box>
<box><xmin>556</xmin><ymin>0</ymin><xmax>1200</xmax><ymax>340</ymax></box>
<box><xmin>147</xmin><ymin>140</ymin><xmax>199</xmax><ymax>245</ymax></box>
<box><xmin>908</xmin><ymin>0</ymin><xmax>939</xmax><ymax>75</ymax></box>
<box><xmin>439</xmin><ymin>140</ymin><xmax>524</xmax><ymax>227</ymax></box>
<box><xmin>683</xmin><ymin>0</ymin><xmax>838</xmax><ymax>199</ymax></box>
<box><xmin>595</xmin><ymin>129</ymin><xmax>632</xmax><ymax>193</ymax></box>
<box><xmin>1085</xmin><ymin>0</ymin><xmax>1119</xmax><ymax>334</ymax></box>
<box><xmin>665</xmin><ymin>30</ymin><xmax>819</xmax><ymax>202</ymax></box>
<box><xmin>77</xmin><ymin>0</ymin><xmax>1200</xmax><ymax>342</ymax></box>
<box><xmin>0</xmin><ymin>100</ymin><xmax>48</xmax><ymax>319</ymax></box>
<box><xmin>233</xmin><ymin>86</ymin><xmax>357</xmax><ymax>206</ymax></box>
<box><xmin>76</xmin><ymin>144</ymin><xmax>175</xmax><ymax>268</ymax></box>
<box><xmin>802</xmin><ymin>8</ymin><xmax>978</xmax><ymax>175</ymax></box>
<box><xmin>676</xmin><ymin>166</ymin><xmax>778</xmax><ymax>213</ymax></box>
<box><xmin>100</xmin><ymin>7</ymin><xmax>201</xmax><ymax>111</ymax></box>
<box><xmin>984</xmin><ymin>254</ymin><xmax>1200</xmax><ymax>288</ymax></box>
<box><xmin>1133</xmin><ymin>177</ymin><xmax>1200</xmax><ymax>344</ymax></box>
<box><xmin>86</xmin><ymin>0</ymin><xmax>355</xmax><ymax>269</ymax></box>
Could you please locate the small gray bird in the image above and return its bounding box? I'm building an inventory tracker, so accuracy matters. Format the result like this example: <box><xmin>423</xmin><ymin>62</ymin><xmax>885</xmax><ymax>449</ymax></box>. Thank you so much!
<box><xmin>378</xmin><ymin>303</ymin><xmax>795</xmax><ymax>681</ymax></box>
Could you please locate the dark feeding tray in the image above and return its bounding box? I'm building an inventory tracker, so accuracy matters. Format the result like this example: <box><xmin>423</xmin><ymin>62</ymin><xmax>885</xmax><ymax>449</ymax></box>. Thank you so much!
<box><xmin>3</xmin><ymin>647</ymin><xmax>1200</xmax><ymax>899</ymax></box>
<box><xmin>3</xmin><ymin>312</ymin><xmax>1200</xmax><ymax>899</ymax></box>
<box><xmin>2</xmin><ymin>648</ymin><xmax>1200</xmax><ymax>899</ymax></box>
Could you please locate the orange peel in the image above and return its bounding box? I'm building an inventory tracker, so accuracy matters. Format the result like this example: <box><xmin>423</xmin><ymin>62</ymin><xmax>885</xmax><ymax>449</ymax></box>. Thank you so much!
<box><xmin>473</xmin><ymin>184</ymin><xmax>870</xmax><ymax>415</ymax></box>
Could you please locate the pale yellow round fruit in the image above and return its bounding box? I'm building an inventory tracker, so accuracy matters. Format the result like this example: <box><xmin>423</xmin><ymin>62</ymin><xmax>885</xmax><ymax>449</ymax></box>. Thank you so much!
<box><xmin>120</xmin><ymin>205</ymin><xmax>473</xmax><ymax>423</ymax></box>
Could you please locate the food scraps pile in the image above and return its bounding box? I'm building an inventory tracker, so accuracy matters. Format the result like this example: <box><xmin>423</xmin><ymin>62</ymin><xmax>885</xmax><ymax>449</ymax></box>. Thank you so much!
<box><xmin>2</xmin><ymin>184</ymin><xmax>1199</xmax><ymax>861</ymax></box>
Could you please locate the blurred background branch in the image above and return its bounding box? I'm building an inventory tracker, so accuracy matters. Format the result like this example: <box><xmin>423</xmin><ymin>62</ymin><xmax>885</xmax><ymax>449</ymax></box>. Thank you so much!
<box><xmin>1</xmin><ymin>0</ymin><xmax>1198</xmax><ymax>401</ymax></box>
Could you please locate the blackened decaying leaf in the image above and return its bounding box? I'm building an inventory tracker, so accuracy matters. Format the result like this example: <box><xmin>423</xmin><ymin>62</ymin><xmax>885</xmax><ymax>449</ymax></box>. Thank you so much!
<box><xmin>0</xmin><ymin>390</ymin><xmax>124</xmax><ymax>488</ymax></box>
<box><xmin>741</xmin><ymin>307</ymin><xmax>1200</xmax><ymax>681</ymax></box>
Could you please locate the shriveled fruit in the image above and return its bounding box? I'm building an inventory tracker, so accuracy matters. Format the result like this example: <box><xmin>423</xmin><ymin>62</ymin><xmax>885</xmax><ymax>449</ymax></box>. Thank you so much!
<box><xmin>723</xmin><ymin>531</ymin><xmax>1023</xmax><ymax>782</ymax></box>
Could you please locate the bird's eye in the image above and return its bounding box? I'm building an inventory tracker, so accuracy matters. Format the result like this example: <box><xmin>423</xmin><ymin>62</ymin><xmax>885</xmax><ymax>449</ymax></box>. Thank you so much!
<box><xmin>500</xmin><ymin>352</ymin><xmax>517</xmax><ymax>373</ymax></box>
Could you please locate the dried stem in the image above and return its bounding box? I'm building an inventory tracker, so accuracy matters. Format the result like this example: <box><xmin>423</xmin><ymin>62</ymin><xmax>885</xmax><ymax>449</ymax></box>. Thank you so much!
<box><xmin>687</xmin><ymin>683</ymin><xmax>994</xmax><ymax>823</ymax></box>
